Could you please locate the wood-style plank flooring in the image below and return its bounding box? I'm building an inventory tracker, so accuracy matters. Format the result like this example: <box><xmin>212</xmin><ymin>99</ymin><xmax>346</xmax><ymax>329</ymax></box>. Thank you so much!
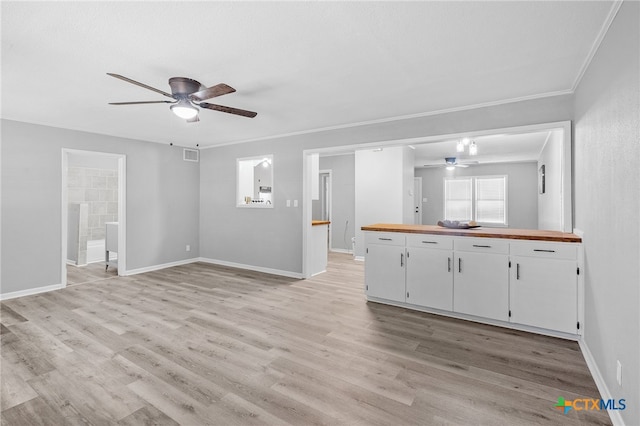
<box><xmin>1</xmin><ymin>253</ymin><xmax>611</xmax><ymax>425</ymax></box>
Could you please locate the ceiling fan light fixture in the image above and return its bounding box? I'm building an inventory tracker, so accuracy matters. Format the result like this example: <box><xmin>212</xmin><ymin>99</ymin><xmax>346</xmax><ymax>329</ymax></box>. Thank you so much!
<box><xmin>170</xmin><ymin>99</ymin><xmax>199</xmax><ymax>120</ymax></box>
<box><xmin>469</xmin><ymin>140</ymin><xmax>478</xmax><ymax>155</ymax></box>
<box><xmin>446</xmin><ymin>166</ymin><xmax>456</xmax><ymax>171</ymax></box>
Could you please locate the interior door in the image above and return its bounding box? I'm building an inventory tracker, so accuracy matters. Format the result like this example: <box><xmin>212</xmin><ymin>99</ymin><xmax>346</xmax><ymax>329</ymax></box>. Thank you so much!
<box><xmin>414</xmin><ymin>177</ymin><xmax>422</xmax><ymax>224</ymax></box>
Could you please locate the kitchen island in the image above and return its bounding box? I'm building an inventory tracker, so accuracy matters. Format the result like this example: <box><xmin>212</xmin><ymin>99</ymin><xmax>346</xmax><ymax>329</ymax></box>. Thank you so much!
<box><xmin>362</xmin><ymin>223</ymin><xmax>583</xmax><ymax>338</ymax></box>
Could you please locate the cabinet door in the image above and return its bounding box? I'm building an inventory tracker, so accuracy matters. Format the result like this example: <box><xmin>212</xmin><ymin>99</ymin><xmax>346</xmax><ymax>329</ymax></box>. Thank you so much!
<box><xmin>365</xmin><ymin>244</ymin><xmax>406</xmax><ymax>302</ymax></box>
<box><xmin>510</xmin><ymin>256</ymin><xmax>577</xmax><ymax>334</ymax></box>
<box><xmin>453</xmin><ymin>252</ymin><xmax>509</xmax><ymax>321</ymax></box>
<box><xmin>406</xmin><ymin>248</ymin><xmax>453</xmax><ymax>310</ymax></box>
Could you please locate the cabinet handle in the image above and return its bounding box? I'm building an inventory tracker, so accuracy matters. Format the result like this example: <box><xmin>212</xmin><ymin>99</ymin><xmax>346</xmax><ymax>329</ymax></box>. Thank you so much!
<box><xmin>516</xmin><ymin>263</ymin><xmax>520</xmax><ymax>280</ymax></box>
<box><xmin>533</xmin><ymin>249</ymin><xmax>555</xmax><ymax>253</ymax></box>
<box><xmin>447</xmin><ymin>257</ymin><xmax>451</xmax><ymax>272</ymax></box>
<box><xmin>378</xmin><ymin>237</ymin><xmax>392</xmax><ymax>241</ymax></box>
<box><xmin>400</xmin><ymin>253</ymin><xmax>404</xmax><ymax>267</ymax></box>
<box><xmin>458</xmin><ymin>258</ymin><xmax>462</xmax><ymax>273</ymax></box>
<box><xmin>472</xmin><ymin>244</ymin><xmax>492</xmax><ymax>248</ymax></box>
<box><xmin>421</xmin><ymin>241</ymin><xmax>438</xmax><ymax>244</ymax></box>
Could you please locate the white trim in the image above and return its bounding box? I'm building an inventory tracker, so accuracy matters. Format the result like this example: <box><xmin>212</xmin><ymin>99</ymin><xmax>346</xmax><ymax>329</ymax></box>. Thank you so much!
<box><xmin>200</xmin><ymin>91</ymin><xmax>573</xmax><ymax>149</ymax></box>
<box><xmin>0</xmin><ymin>283</ymin><xmax>65</xmax><ymax>301</ymax></box>
<box><xmin>330</xmin><ymin>247</ymin><xmax>352</xmax><ymax>255</ymax></box>
<box><xmin>302</xmin><ymin>152</ymin><xmax>312</xmax><ymax>278</ymax></box>
<box><xmin>578</xmin><ymin>339</ymin><xmax>625</xmax><ymax>426</ymax></box>
<box><xmin>573</xmin><ymin>228</ymin><xmax>585</xmax><ymax>238</ymax></box>
<box><xmin>198</xmin><ymin>257</ymin><xmax>304</xmax><ymax>279</ymax></box>
<box><xmin>236</xmin><ymin>154</ymin><xmax>274</xmax><ymax>208</ymax></box>
<box><xmin>571</xmin><ymin>1</ymin><xmax>624</xmax><ymax>92</ymax></box>
<box><xmin>123</xmin><ymin>258</ymin><xmax>200</xmax><ymax>276</ymax></box>
<box><xmin>319</xmin><ymin>169</ymin><xmax>333</xmax><ymax>248</ymax></box>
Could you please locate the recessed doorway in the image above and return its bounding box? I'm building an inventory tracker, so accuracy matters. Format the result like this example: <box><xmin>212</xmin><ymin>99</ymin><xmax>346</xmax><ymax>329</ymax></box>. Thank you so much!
<box><xmin>61</xmin><ymin>149</ymin><xmax>126</xmax><ymax>287</ymax></box>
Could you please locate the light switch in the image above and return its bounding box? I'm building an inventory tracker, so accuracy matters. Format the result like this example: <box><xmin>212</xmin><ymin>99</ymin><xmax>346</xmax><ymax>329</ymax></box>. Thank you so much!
<box><xmin>286</xmin><ymin>200</ymin><xmax>291</xmax><ymax>207</ymax></box>
<box><xmin>293</xmin><ymin>200</ymin><xmax>299</xmax><ymax>207</ymax></box>
<box><xmin>423</xmin><ymin>198</ymin><xmax>428</xmax><ymax>203</ymax></box>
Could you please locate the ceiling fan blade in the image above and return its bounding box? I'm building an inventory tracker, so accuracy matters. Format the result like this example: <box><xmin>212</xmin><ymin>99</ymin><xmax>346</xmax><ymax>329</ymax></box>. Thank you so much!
<box><xmin>189</xmin><ymin>84</ymin><xmax>236</xmax><ymax>101</ymax></box>
<box><xmin>199</xmin><ymin>102</ymin><xmax>257</xmax><ymax>118</ymax></box>
<box><xmin>186</xmin><ymin>115</ymin><xmax>200</xmax><ymax>123</ymax></box>
<box><xmin>455</xmin><ymin>164</ymin><xmax>469</xmax><ymax>168</ymax></box>
<box><xmin>107</xmin><ymin>73</ymin><xmax>174</xmax><ymax>99</ymax></box>
<box><xmin>108</xmin><ymin>100</ymin><xmax>176</xmax><ymax>105</ymax></box>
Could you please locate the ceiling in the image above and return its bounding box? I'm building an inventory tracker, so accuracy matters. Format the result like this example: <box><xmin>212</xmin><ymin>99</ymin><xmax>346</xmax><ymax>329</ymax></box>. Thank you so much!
<box><xmin>1</xmin><ymin>1</ymin><xmax>616</xmax><ymax>149</ymax></box>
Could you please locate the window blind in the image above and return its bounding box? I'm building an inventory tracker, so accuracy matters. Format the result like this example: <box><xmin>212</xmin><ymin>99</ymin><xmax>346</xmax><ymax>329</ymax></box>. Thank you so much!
<box><xmin>444</xmin><ymin>178</ymin><xmax>472</xmax><ymax>221</ymax></box>
<box><xmin>476</xmin><ymin>177</ymin><xmax>506</xmax><ymax>224</ymax></box>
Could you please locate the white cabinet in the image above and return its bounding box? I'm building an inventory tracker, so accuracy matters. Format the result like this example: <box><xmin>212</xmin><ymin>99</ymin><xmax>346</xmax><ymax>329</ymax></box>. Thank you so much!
<box><xmin>363</xmin><ymin>230</ymin><xmax>582</xmax><ymax>337</ymax></box>
<box><xmin>364</xmin><ymin>233</ymin><xmax>406</xmax><ymax>302</ymax></box>
<box><xmin>453</xmin><ymin>238</ymin><xmax>510</xmax><ymax>322</ymax></box>
<box><xmin>406</xmin><ymin>235</ymin><xmax>453</xmax><ymax>310</ymax></box>
<box><xmin>509</xmin><ymin>241</ymin><xmax>578</xmax><ymax>334</ymax></box>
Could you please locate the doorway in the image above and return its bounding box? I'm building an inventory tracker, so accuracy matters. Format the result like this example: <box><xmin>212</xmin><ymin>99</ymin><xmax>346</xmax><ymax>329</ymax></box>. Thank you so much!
<box><xmin>61</xmin><ymin>149</ymin><xmax>126</xmax><ymax>287</ymax></box>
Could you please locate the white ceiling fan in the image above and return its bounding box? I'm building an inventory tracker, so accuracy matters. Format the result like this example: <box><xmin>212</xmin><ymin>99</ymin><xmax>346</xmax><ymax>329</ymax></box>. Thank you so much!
<box><xmin>438</xmin><ymin>157</ymin><xmax>478</xmax><ymax>170</ymax></box>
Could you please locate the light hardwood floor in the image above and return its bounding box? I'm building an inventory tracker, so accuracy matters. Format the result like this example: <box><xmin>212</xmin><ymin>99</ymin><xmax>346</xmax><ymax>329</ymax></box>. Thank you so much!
<box><xmin>1</xmin><ymin>253</ymin><xmax>611</xmax><ymax>425</ymax></box>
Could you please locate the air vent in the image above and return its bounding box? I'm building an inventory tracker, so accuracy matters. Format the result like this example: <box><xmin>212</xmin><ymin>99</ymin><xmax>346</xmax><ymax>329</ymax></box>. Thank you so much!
<box><xmin>183</xmin><ymin>148</ymin><xmax>199</xmax><ymax>162</ymax></box>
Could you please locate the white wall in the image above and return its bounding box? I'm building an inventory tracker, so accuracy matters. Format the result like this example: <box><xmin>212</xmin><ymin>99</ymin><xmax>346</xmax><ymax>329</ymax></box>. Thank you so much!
<box><xmin>537</xmin><ymin>130</ymin><xmax>563</xmax><ymax>231</ymax></box>
<box><xmin>573</xmin><ymin>2</ymin><xmax>639</xmax><ymax>425</ymax></box>
<box><xmin>1</xmin><ymin>120</ymin><xmax>200</xmax><ymax>296</ymax></box>
<box><xmin>355</xmin><ymin>147</ymin><xmax>405</xmax><ymax>258</ymax></box>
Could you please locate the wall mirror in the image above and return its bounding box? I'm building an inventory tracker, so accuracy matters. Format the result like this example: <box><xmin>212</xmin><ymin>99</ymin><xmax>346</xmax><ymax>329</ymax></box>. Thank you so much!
<box><xmin>237</xmin><ymin>155</ymin><xmax>274</xmax><ymax>208</ymax></box>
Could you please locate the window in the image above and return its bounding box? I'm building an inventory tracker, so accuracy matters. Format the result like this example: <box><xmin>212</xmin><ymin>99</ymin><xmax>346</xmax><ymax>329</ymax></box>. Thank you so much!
<box><xmin>444</xmin><ymin>176</ymin><xmax>507</xmax><ymax>226</ymax></box>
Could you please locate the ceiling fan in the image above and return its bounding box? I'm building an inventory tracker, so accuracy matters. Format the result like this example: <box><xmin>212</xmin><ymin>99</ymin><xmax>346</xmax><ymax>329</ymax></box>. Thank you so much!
<box><xmin>107</xmin><ymin>73</ymin><xmax>257</xmax><ymax>122</ymax></box>
<box><xmin>444</xmin><ymin>157</ymin><xmax>468</xmax><ymax>168</ymax></box>
<box><xmin>441</xmin><ymin>157</ymin><xmax>479</xmax><ymax>170</ymax></box>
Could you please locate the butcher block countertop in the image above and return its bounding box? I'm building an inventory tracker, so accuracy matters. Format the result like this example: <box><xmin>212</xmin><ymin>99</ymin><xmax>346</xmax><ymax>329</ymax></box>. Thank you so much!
<box><xmin>312</xmin><ymin>220</ymin><xmax>331</xmax><ymax>226</ymax></box>
<box><xmin>361</xmin><ymin>223</ymin><xmax>581</xmax><ymax>243</ymax></box>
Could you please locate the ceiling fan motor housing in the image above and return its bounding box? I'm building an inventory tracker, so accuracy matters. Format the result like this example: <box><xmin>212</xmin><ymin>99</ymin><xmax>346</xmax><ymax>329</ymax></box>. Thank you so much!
<box><xmin>168</xmin><ymin>77</ymin><xmax>203</xmax><ymax>96</ymax></box>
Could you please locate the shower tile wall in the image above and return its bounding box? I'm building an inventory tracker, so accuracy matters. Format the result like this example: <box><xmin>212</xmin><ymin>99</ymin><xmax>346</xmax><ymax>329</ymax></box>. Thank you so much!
<box><xmin>68</xmin><ymin>167</ymin><xmax>118</xmax><ymax>241</ymax></box>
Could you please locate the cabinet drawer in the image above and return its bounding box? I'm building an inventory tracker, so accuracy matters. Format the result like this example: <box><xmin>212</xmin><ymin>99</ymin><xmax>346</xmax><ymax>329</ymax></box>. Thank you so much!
<box><xmin>365</xmin><ymin>232</ymin><xmax>405</xmax><ymax>246</ymax></box>
<box><xmin>454</xmin><ymin>238</ymin><xmax>509</xmax><ymax>254</ymax></box>
<box><xmin>406</xmin><ymin>234</ymin><xmax>453</xmax><ymax>250</ymax></box>
<box><xmin>510</xmin><ymin>241</ymin><xmax>577</xmax><ymax>260</ymax></box>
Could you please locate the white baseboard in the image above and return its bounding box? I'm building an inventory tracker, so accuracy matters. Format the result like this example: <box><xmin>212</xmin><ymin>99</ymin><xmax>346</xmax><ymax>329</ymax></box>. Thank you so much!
<box><xmin>354</xmin><ymin>256</ymin><xmax>365</xmax><ymax>262</ymax></box>
<box><xmin>198</xmin><ymin>257</ymin><xmax>304</xmax><ymax>279</ymax></box>
<box><xmin>329</xmin><ymin>247</ymin><xmax>352</xmax><ymax>255</ymax></box>
<box><xmin>123</xmin><ymin>258</ymin><xmax>200</xmax><ymax>276</ymax></box>
<box><xmin>0</xmin><ymin>283</ymin><xmax>65</xmax><ymax>301</ymax></box>
<box><xmin>578</xmin><ymin>339</ymin><xmax>625</xmax><ymax>426</ymax></box>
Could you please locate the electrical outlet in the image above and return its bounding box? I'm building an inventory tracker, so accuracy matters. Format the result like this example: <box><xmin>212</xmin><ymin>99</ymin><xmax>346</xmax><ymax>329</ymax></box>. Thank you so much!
<box><xmin>286</xmin><ymin>200</ymin><xmax>291</xmax><ymax>207</ymax></box>
<box><xmin>293</xmin><ymin>200</ymin><xmax>298</xmax><ymax>207</ymax></box>
<box><xmin>186</xmin><ymin>245</ymin><xmax>190</xmax><ymax>252</ymax></box>
<box><xmin>423</xmin><ymin>198</ymin><xmax>428</xmax><ymax>203</ymax></box>
<box><xmin>616</xmin><ymin>360</ymin><xmax>622</xmax><ymax>386</ymax></box>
